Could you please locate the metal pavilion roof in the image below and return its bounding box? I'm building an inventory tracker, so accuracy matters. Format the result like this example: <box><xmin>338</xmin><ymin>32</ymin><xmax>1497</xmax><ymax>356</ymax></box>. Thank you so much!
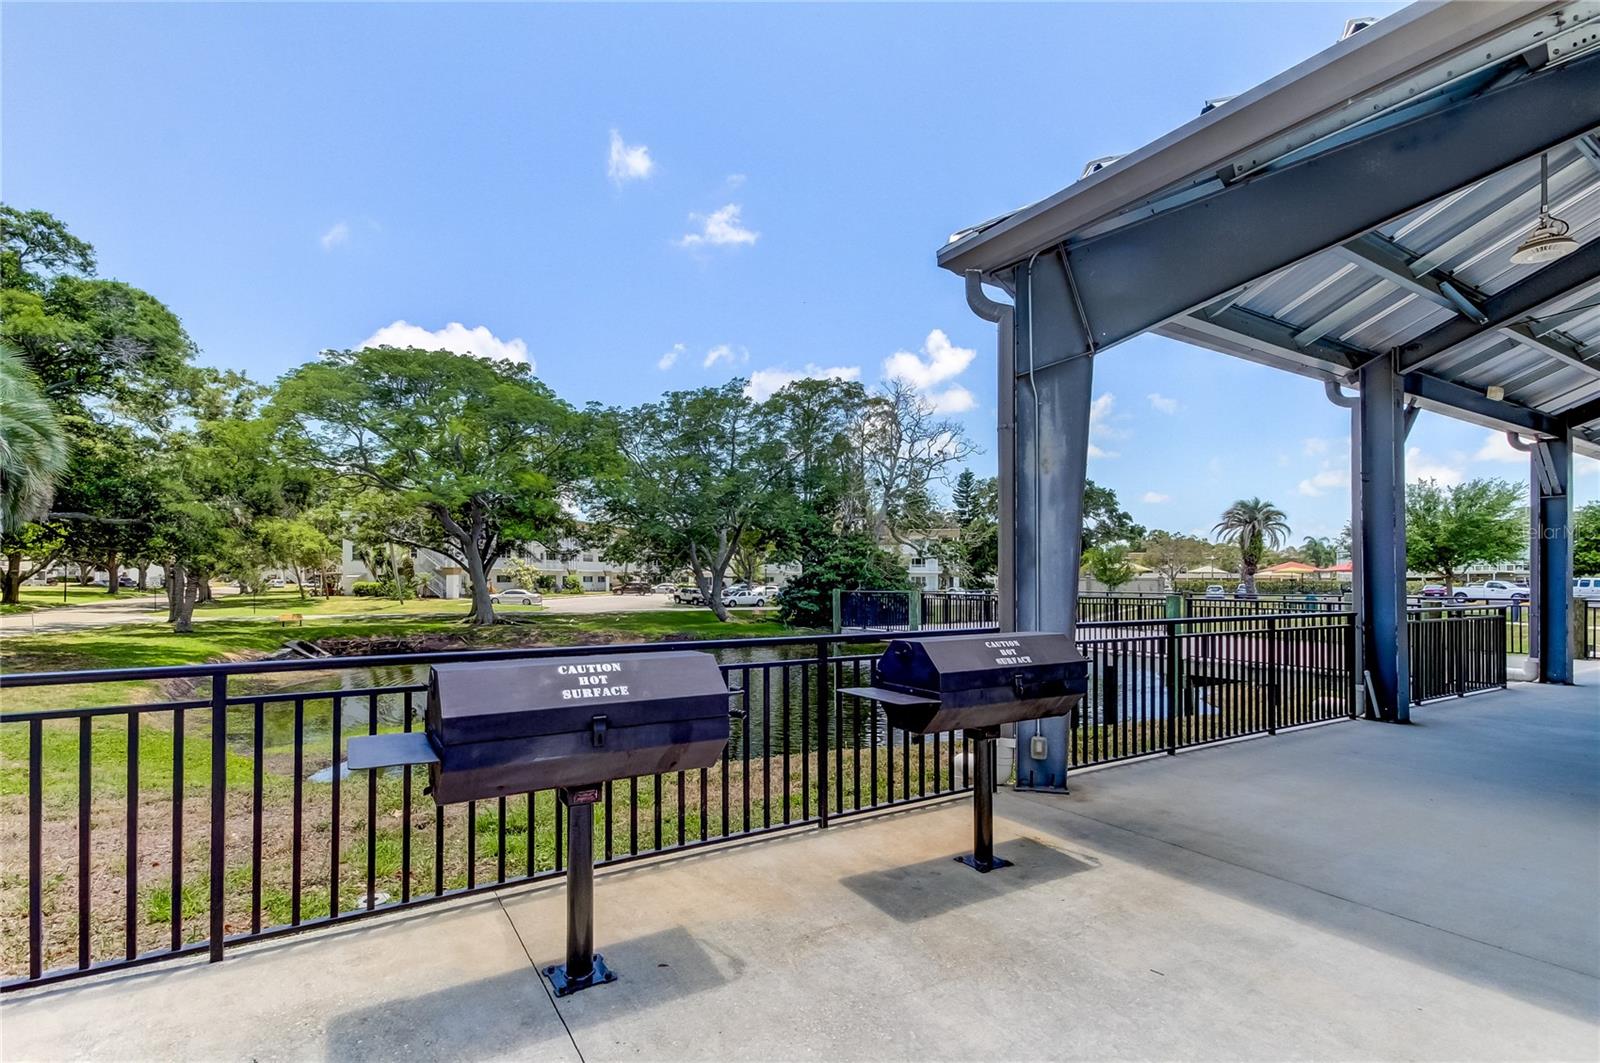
<box><xmin>939</xmin><ymin>1</ymin><xmax>1600</xmax><ymax>458</ymax></box>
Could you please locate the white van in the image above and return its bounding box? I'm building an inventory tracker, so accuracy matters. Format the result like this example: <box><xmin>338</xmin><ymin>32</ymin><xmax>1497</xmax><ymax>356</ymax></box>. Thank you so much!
<box><xmin>1575</xmin><ymin>577</ymin><xmax>1600</xmax><ymax>601</ymax></box>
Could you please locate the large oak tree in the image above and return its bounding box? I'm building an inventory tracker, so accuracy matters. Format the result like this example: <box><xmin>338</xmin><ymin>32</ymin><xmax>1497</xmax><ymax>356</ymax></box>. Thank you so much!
<box><xmin>272</xmin><ymin>347</ymin><xmax>596</xmax><ymax>624</ymax></box>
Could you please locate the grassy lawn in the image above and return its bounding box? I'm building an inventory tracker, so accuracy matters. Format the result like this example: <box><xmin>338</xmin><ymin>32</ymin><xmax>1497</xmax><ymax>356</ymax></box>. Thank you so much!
<box><xmin>1</xmin><ymin>609</ymin><xmax>797</xmax><ymax>683</ymax></box>
<box><xmin>0</xmin><ymin>585</ymin><xmax>165</xmax><ymax>615</ymax></box>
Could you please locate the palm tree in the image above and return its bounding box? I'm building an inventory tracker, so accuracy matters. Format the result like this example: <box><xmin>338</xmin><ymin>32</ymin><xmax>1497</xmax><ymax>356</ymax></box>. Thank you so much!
<box><xmin>0</xmin><ymin>346</ymin><xmax>67</xmax><ymax>536</ymax></box>
<box><xmin>1213</xmin><ymin>498</ymin><xmax>1290</xmax><ymax>596</ymax></box>
<box><xmin>1300</xmin><ymin>535</ymin><xmax>1336</xmax><ymax>569</ymax></box>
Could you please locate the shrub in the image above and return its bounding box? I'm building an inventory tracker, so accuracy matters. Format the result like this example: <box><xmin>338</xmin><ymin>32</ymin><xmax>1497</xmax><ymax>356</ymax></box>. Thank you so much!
<box><xmin>563</xmin><ymin>574</ymin><xmax>583</xmax><ymax>594</ymax></box>
<box><xmin>536</xmin><ymin>574</ymin><xmax>558</xmax><ymax>593</ymax></box>
<box><xmin>352</xmin><ymin>581</ymin><xmax>384</xmax><ymax>597</ymax></box>
<box><xmin>777</xmin><ymin>534</ymin><xmax>910</xmax><ymax>629</ymax></box>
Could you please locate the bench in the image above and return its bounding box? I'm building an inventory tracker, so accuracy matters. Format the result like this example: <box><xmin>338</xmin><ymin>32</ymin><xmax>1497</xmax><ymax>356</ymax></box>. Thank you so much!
<box><xmin>277</xmin><ymin>613</ymin><xmax>304</xmax><ymax>627</ymax></box>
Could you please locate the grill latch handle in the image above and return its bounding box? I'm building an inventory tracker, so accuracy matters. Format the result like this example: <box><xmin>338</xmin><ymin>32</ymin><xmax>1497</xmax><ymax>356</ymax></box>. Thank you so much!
<box><xmin>591</xmin><ymin>714</ymin><xmax>608</xmax><ymax>747</ymax></box>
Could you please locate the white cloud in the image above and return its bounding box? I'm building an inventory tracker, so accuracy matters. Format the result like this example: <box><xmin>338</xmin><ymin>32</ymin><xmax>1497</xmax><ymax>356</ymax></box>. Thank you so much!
<box><xmin>1147</xmin><ymin>393</ymin><xmax>1178</xmax><ymax>414</ymax></box>
<box><xmin>1141</xmin><ymin>491</ymin><xmax>1171</xmax><ymax>504</ymax></box>
<box><xmin>607</xmin><ymin>130</ymin><xmax>655</xmax><ymax>184</ymax></box>
<box><xmin>679</xmin><ymin>204</ymin><xmax>758</xmax><ymax>248</ymax></box>
<box><xmin>928</xmin><ymin>385</ymin><xmax>976</xmax><ymax>414</ymax></box>
<box><xmin>1473</xmin><ymin>431</ymin><xmax>1529</xmax><ymax>464</ymax></box>
<box><xmin>1303</xmin><ymin>436</ymin><xmax>1331</xmax><ymax>456</ymax></box>
<box><xmin>1407</xmin><ymin>447</ymin><xmax>1466</xmax><ymax>486</ymax></box>
<box><xmin>744</xmin><ymin>364</ymin><xmax>862</xmax><ymax>401</ymax></box>
<box><xmin>657</xmin><ymin>343</ymin><xmax>685</xmax><ymax>371</ymax></box>
<box><xmin>703</xmin><ymin>344</ymin><xmax>748</xmax><ymax>369</ymax></box>
<box><xmin>725</xmin><ymin>173</ymin><xmax>747</xmax><ymax>188</ymax></box>
<box><xmin>320</xmin><ymin>222</ymin><xmax>350</xmax><ymax>251</ymax></box>
<box><xmin>882</xmin><ymin>330</ymin><xmax>979</xmax><ymax>414</ymax></box>
<box><xmin>882</xmin><ymin>330</ymin><xmax>974</xmax><ymax>389</ymax></box>
<box><xmin>358</xmin><ymin>320</ymin><xmax>532</xmax><ymax>368</ymax></box>
<box><xmin>1297</xmin><ymin>466</ymin><xmax>1349</xmax><ymax>497</ymax></box>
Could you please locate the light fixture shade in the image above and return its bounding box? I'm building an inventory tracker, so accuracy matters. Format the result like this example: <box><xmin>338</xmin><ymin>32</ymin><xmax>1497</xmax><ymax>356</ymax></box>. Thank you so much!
<box><xmin>1511</xmin><ymin>218</ymin><xmax>1579</xmax><ymax>265</ymax></box>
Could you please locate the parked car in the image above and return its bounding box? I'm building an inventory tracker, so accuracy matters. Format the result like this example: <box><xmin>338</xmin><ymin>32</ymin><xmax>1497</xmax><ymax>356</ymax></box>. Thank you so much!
<box><xmin>722</xmin><ymin>588</ymin><xmax>771</xmax><ymax>607</ymax></box>
<box><xmin>1452</xmin><ymin>580</ymin><xmax>1529</xmax><ymax>603</ymax></box>
<box><xmin>1574</xmin><ymin>577</ymin><xmax>1600</xmax><ymax>600</ymax></box>
<box><xmin>611</xmin><ymin>581</ymin><xmax>651</xmax><ymax>595</ymax></box>
<box><xmin>652</xmin><ymin>583</ymin><xmax>676</xmax><ymax>594</ymax></box>
<box><xmin>118</xmin><ymin>575</ymin><xmax>137</xmax><ymax>588</ymax></box>
<box><xmin>1233</xmin><ymin>583</ymin><xmax>1255</xmax><ymax>599</ymax></box>
<box><xmin>1204</xmin><ymin>584</ymin><xmax>1225</xmax><ymax>598</ymax></box>
<box><xmin>267</xmin><ymin>576</ymin><xmax>286</xmax><ymax>589</ymax></box>
<box><xmin>671</xmin><ymin>585</ymin><xmax>704</xmax><ymax>605</ymax></box>
<box><xmin>1417</xmin><ymin>584</ymin><xmax>1448</xmax><ymax>598</ymax></box>
<box><xmin>490</xmin><ymin>588</ymin><xmax>542</xmax><ymax>606</ymax></box>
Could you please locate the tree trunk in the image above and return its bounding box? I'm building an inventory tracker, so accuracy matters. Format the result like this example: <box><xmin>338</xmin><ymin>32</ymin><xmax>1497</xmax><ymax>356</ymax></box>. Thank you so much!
<box><xmin>77</xmin><ymin>564</ymin><xmax>93</xmax><ymax>587</ymax></box>
<box><xmin>456</xmin><ymin>540</ymin><xmax>497</xmax><ymax>625</ymax></box>
<box><xmin>1242</xmin><ymin>562</ymin><xmax>1257</xmax><ymax>597</ymax></box>
<box><xmin>196</xmin><ymin>578</ymin><xmax>213</xmax><ymax>604</ymax></box>
<box><xmin>166</xmin><ymin>562</ymin><xmax>179</xmax><ymax>621</ymax></box>
<box><xmin>172</xmin><ymin>564</ymin><xmax>200</xmax><ymax>632</ymax></box>
<box><xmin>2</xmin><ymin>553</ymin><xmax>21</xmax><ymax>605</ymax></box>
<box><xmin>104</xmin><ymin>551</ymin><xmax>120</xmax><ymax>595</ymax></box>
<box><xmin>136</xmin><ymin>561</ymin><xmax>149</xmax><ymax>591</ymax></box>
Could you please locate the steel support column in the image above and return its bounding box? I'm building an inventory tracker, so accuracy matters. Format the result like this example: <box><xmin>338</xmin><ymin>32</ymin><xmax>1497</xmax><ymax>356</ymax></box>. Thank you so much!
<box><xmin>1357</xmin><ymin>355</ymin><xmax>1411</xmax><ymax>722</ymax></box>
<box><xmin>1531</xmin><ymin>433</ymin><xmax>1575</xmax><ymax>684</ymax></box>
<box><xmin>1012</xmin><ymin>251</ymin><xmax>1093</xmax><ymax>790</ymax></box>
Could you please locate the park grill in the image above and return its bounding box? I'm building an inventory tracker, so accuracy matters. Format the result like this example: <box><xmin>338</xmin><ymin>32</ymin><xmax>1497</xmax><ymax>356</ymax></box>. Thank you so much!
<box><xmin>839</xmin><ymin>631</ymin><xmax>1086</xmax><ymax>871</ymax></box>
<box><xmin>347</xmin><ymin>650</ymin><xmax>733</xmax><ymax>995</ymax></box>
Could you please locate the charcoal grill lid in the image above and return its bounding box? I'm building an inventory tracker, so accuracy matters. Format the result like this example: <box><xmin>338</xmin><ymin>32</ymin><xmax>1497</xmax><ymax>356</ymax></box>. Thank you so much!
<box><xmin>883</xmin><ymin>632</ymin><xmax>1085</xmax><ymax>691</ymax></box>
<box><xmin>347</xmin><ymin>731</ymin><xmax>439</xmax><ymax>770</ymax></box>
<box><xmin>429</xmin><ymin>649</ymin><xmax>730</xmax><ymax>743</ymax></box>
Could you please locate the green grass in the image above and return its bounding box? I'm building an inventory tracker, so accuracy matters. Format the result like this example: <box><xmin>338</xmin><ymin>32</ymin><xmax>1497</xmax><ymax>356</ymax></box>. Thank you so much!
<box><xmin>0</xmin><ymin>585</ymin><xmax>165</xmax><ymax>615</ymax></box>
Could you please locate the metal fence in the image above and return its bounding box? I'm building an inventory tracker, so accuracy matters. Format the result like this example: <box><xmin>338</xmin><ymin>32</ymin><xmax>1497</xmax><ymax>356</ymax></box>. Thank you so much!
<box><xmin>1069</xmin><ymin>611</ymin><xmax>1358</xmax><ymax>767</ymax></box>
<box><xmin>0</xmin><ymin>614</ymin><xmax>1364</xmax><ymax>992</ymax></box>
<box><xmin>1407</xmin><ymin>606</ymin><xmax>1508</xmax><ymax>702</ymax></box>
<box><xmin>919</xmin><ymin>591</ymin><xmax>998</xmax><ymax>629</ymax></box>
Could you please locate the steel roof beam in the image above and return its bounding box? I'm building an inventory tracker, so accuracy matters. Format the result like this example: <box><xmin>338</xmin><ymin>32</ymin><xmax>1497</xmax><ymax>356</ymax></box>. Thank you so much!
<box><xmin>1048</xmin><ymin>51</ymin><xmax>1600</xmax><ymax>357</ymax></box>
<box><xmin>1562</xmin><ymin>395</ymin><xmax>1600</xmax><ymax>427</ymax></box>
<box><xmin>1401</xmin><ymin>373</ymin><xmax>1563</xmax><ymax>436</ymax></box>
<box><xmin>1497</xmin><ymin>323</ymin><xmax>1600</xmax><ymax>379</ymax></box>
<box><xmin>1333</xmin><ymin>232</ymin><xmax>1491</xmax><ymax>319</ymax></box>
<box><xmin>1397</xmin><ymin>238</ymin><xmax>1600</xmax><ymax>372</ymax></box>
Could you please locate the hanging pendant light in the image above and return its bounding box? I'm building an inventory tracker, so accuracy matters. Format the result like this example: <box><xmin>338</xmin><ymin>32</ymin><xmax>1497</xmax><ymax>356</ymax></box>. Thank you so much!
<box><xmin>1511</xmin><ymin>153</ymin><xmax>1579</xmax><ymax>265</ymax></box>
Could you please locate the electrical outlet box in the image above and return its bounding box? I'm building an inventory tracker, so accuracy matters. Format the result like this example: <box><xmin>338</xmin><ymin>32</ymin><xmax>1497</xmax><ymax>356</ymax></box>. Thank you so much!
<box><xmin>1029</xmin><ymin>733</ymin><xmax>1049</xmax><ymax>760</ymax></box>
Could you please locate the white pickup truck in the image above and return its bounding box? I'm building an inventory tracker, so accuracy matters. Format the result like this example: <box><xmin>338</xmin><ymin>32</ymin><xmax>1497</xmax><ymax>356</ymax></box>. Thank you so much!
<box><xmin>1451</xmin><ymin>579</ymin><xmax>1530</xmax><ymax>603</ymax></box>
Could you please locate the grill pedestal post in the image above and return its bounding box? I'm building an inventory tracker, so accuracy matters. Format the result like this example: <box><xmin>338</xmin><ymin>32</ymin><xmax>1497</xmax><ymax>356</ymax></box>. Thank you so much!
<box><xmin>957</xmin><ymin>727</ymin><xmax>1011</xmax><ymax>873</ymax></box>
<box><xmin>544</xmin><ymin>786</ymin><xmax>616</xmax><ymax>996</ymax></box>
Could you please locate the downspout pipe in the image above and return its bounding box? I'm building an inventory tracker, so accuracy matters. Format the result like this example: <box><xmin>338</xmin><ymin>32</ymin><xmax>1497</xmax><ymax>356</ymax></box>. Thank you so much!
<box><xmin>967</xmin><ymin>270</ymin><xmax>1018</xmax><ymax>637</ymax></box>
<box><xmin>965</xmin><ymin>269</ymin><xmax>1008</xmax><ymax>322</ymax></box>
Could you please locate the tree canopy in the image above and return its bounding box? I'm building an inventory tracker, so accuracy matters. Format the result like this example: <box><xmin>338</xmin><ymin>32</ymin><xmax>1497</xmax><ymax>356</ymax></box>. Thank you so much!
<box><xmin>1405</xmin><ymin>478</ymin><xmax>1525</xmax><ymax>590</ymax></box>
<box><xmin>273</xmin><ymin>346</ymin><xmax>597</xmax><ymax>624</ymax></box>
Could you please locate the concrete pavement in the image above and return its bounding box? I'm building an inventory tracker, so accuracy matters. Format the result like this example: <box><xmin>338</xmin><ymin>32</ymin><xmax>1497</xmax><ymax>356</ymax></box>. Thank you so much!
<box><xmin>4</xmin><ymin>679</ymin><xmax>1595</xmax><ymax>1060</ymax></box>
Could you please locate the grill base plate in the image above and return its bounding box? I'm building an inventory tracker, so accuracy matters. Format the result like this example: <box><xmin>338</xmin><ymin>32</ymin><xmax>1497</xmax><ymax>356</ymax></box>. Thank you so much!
<box><xmin>544</xmin><ymin>954</ymin><xmax>616</xmax><ymax>996</ymax></box>
<box><xmin>956</xmin><ymin>854</ymin><xmax>1013</xmax><ymax>874</ymax></box>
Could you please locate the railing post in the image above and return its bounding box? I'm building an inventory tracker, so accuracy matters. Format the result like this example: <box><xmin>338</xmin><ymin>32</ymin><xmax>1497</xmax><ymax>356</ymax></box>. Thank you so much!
<box><xmin>1163</xmin><ymin>627</ymin><xmax>1179</xmax><ymax>755</ymax></box>
<box><xmin>209</xmin><ymin>674</ymin><xmax>228</xmax><ymax>963</ymax></box>
<box><xmin>1100</xmin><ymin>661</ymin><xmax>1118</xmax><ymax>726</ymax></box>
<box><xmin>1266</xmin><ymin>617</ymin><xmax>1279</xmax><ymax>735</ymax></box>
<box><xmin>815</xmin><ymin>640</ymin><xmax>830</xmax><ymax>828</ymax></box>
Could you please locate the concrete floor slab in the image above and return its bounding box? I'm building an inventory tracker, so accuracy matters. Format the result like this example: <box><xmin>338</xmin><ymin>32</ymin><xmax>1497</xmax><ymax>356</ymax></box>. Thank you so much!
<box><xmin>0</xmin><ymin>896</ymin><xmax>578</xmax><ymax>1063</ymax></box>
<box><xmin>3</xmin><ymin>682</ymin><xmax>1595</xmax><ymax>1061</ymax></box>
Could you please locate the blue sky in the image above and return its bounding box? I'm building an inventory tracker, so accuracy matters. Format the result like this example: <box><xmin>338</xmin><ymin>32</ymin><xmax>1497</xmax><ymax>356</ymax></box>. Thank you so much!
<box><xmin>5</xmin><ymin>2</ymin><xmax>1595</xmax><ymax>543</ymax></box>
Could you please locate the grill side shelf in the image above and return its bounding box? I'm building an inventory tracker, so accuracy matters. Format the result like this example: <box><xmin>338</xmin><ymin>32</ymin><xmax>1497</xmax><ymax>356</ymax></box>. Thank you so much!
<box><xmin>835</xmin><ymin>686</ymin><xmax>939</xmax><ymax>706</ymax></box>
<box><xmin>347</xmin><ymin>732</ymin><xmax>439</xmax><ymax>770</ymax></box>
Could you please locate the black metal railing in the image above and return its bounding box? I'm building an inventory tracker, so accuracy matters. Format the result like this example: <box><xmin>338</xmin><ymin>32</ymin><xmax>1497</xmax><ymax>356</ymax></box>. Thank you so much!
<box><xmin>1</xmin><ymin>631</ymin><xmax>991</xmax><ymax>991</ymax></box>
<box><xmin>1406</xmin><ymin>605</ymin><xmax>1508</xmax><ymax>703</ymax></box>
<box><xmin>0</xmin><ymin>613</ymin><xmax>1364</xmax><ymax>991</ymax></box>
<box><xmin>1069</xmin><ymin>611</ymin><xmax>1357</xmax><ymax>767</ymax></box>
<box><xmin>919</xmin><ymin>591</ymin><xmax>998</xmax><ymax>629</ymax></box>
